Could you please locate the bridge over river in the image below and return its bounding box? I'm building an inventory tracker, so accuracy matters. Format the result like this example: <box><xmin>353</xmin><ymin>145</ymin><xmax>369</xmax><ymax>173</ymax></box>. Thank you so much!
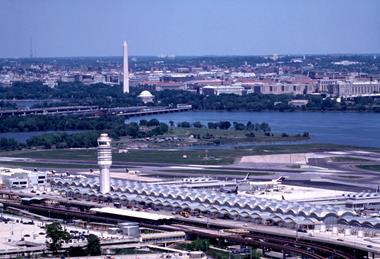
<box><xmin>0</xmin><ymin>105</ymin><xmax>192</xmax><ymax>117</ymax></box>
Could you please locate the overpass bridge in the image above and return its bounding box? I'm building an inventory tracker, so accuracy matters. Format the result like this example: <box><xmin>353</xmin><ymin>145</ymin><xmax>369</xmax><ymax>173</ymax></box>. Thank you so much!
<box><xmin>111</xmin><ymin>105</ymin><xmax>192</xmax><ymax>117</ymax></box>
<box><xmin>0</xmin><ymin>105</ymin><xmax>99</xmax><ymax>116</ymax></box>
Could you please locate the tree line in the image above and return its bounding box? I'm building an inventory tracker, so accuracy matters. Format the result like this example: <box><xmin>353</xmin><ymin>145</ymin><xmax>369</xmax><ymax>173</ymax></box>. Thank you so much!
<box><xmin>46</xmin><ymin>221</ymin><xmax>101</xmax><ymax>257</ymax></box>
<box><xmin>175</xmin><ymin>120</ymin><xmax>272</xmax><ymax>132</ymax></box>
<box><xmin>0</xmin><ymin>117</ymin><xmax>169</xmax><ymax>150</ymax></box>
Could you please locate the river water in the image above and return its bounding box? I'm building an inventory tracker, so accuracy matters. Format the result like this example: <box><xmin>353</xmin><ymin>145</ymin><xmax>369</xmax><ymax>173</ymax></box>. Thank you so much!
<box><xmin>127</xmin><ymin>111</ymin><xmax>380</xmax><ymax>148</ymax></box>
<box><xmin>1</xmin><ymin>112</ymin><xmax>378</xmax><ymax>147</ymax></box>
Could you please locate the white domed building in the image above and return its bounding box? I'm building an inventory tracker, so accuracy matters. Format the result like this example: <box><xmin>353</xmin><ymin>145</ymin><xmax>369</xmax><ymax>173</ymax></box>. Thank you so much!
<box><xmin>138</xmin><ymin>90</ymin><xmax>154</xmax><ymax>104</ymax></box>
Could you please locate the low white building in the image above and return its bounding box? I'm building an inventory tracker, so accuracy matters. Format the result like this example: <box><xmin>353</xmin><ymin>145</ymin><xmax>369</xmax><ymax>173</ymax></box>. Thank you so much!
<box><xmin>138</xmin><ymin>90</ymin><xmax>154</xmax><ymax>103</ymax></box>
<box><xmin>288</xmin><ymin>99</ymin><xmax>309</xmax><ymax>107</ymax></box>
<box><xmin>0</xmin><ymin>167</ymin><xmax>48</xmax><ymax>189</ymax></box>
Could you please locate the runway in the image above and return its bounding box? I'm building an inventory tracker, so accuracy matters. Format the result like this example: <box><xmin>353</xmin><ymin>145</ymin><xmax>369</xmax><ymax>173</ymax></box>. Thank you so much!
<box><xmin>1</xmin><ymin>149</ymin><xmax>380</xmax><ymax>192</ymax></box>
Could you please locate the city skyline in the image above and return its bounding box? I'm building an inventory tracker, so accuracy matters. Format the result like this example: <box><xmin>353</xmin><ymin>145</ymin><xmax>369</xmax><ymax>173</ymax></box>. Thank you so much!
<box><xmin>0</xmin><ymin>0</ymin><xmax>379</xmax><ymax>58</ymax></box>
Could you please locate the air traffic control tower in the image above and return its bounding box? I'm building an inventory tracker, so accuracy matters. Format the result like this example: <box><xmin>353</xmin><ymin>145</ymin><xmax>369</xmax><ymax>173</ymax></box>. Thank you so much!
<box><xmin>97</xmin><ymin>133</ymin><xmax>112</xmax><ymax>194</ymax></box>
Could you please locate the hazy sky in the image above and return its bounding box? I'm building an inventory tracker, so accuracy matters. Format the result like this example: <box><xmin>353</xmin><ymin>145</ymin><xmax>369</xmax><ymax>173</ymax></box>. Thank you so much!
<box><xmin>1</xmin><ymin>0</ymin><xmax>379</xmax><ymax>58</ymax></box>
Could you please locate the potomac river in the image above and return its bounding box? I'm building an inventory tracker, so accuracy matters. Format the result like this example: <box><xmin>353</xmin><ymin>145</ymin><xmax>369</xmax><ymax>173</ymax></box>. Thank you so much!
<box><xmin>128</xmin><ymin>111</ymin><xmax>380</xmax><ymax>148</ymax></box>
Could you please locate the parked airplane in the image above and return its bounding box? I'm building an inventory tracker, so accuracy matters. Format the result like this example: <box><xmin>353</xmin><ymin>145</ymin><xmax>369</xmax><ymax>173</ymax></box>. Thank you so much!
<box><xmin>241</xmin><ymin>173</ymin><xmax>285</xmax><ymax>186</ymax></box>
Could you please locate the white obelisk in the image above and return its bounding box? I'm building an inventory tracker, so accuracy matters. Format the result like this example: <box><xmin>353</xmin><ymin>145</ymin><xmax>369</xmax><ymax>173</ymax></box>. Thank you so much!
<box><xmin>123</xmin><ymin>41</ymin><xmax>129</xmax><ymax>93</ymax></box>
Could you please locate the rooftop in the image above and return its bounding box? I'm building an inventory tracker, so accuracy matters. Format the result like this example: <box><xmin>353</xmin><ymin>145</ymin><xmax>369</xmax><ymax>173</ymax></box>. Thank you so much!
<box><xmin>90</xmin><ymin>207</ymin><xmax>174</xmax><ymax>221</ymax></box>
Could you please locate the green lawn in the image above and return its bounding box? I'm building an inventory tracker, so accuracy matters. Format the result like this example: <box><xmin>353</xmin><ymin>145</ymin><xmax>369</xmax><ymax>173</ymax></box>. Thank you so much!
<box><xmin>4</xmin><ymin>149</ymin><xmax>98</xmax><ymax>160</ymax></box>
<box><xmin>0</xmin><ymin>161</ymin><xmax>93</xmax><ymax>169</ymax></box>
<box><xmin>167</xmin><ymin>127</ymin><xmax>308</xmax><ymax>143</ymax></box>
<box><xmin>356</xmin><ymin>164</ymin><xmax>380</xmax><ymax>172</ymax></box>
<box><xmin>331</xmin><ymin>156</ymin><xmax>372</xmax><ymax>163</ymax></box>
<box><xmin>159</xmin><ymin>169</ymin><xmax>273</xmax><ymax>176</ymax></box>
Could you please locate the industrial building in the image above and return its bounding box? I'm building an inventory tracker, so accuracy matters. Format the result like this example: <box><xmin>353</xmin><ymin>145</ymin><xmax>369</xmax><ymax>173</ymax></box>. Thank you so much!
<box><xmin>336</xmin><ymin>80</ymin><xmax>380</xmax><ymax>97</ymax></box>
<box><xmin>0</xmin><ymin>167</ymin><xmax>47</xmax><ymax>189</ymax></box>
<box><xmin>201</xmin><ymin>84</ymin><xmax>244</xmax><ymax>96</ymax></box>
<box><xmin>319</xmin><ymin>79</ymin><xmax>380</xmax><ymax>97</ymax></box>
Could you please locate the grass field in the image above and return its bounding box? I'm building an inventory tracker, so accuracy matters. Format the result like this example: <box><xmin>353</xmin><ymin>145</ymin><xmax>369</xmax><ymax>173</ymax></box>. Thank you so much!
<box><xmin>0</xmin><ymin>161</ymin><xmax>93</xmax><ymax>169</ymax></box>
<box><xmin>159</xmin><ymin>169</ymin><xmax>273</xmax><ymax>176</ymax></box>
<box><xmin>331</xmin><ymin>156</ymin><xmax>372</xmax><ymax>163</ymax></box>
<box><xmin>356</xmin><ymin>164</ymin><xmax>380</xmax><ymax>172</ymax></box>
<box><xmin>167</xmin><ymin>127</ymin><xmax>308</xmax><ymax>143</ymax></box>
<box><xmin>2</xmin><ymin>143</ymin><xmax>377</xmax><ymax>165</ymax></box>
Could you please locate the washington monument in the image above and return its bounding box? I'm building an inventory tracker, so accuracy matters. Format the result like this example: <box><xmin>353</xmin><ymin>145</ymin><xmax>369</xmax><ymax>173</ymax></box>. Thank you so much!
<box><xmin>123</xmin><ymin>41</ymin><xmax>129</xmax><ymax>93</ymax></box>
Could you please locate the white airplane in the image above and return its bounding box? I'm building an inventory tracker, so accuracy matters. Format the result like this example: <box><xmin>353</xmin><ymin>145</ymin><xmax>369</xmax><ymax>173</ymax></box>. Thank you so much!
<box><xmin>241</xmin><ymin>173</ymin><xmax>285</xmax><ymax>186</ymax></box>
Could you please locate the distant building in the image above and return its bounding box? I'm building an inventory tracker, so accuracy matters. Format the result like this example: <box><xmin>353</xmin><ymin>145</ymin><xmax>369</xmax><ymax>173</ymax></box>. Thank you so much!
<box><xmin>202</xmin><ymin>85</ymin><xmax>244</xmax><ymax>96</ymax></box>
<box><xmin>42</xmin><ymin>79</ymin><xmax>58</xmax><ymax>88</ymax></box>
<box><xmin>161</xmin><ymin>73</ymin><xmax>195</xmax><ymax>82</ymax></box>
<box><xmin>318</xmin><ymin>78</ymin><xmax>338</xmax><ymax>93</ymax></box>
<box><xmin>335</xmin><ymin>80</ymin><xmax>380</xmax><ymax>97</ymax></box>
<box><xmin>138</xmin><ymin>90</ymin><xmax>154</xmax><ymax>103</ymax></box>
<box><xmin>93</xmin><ymin>74</ymin><xmax>105</xmax><ymax>84</ymax></box>
<box><xmin>320</xmin><ymin>80</ymin><xmax>380</xmax><ymax>97</ymax></box>
<box><xmin>105</xmin><ymin>74</ymin><xmax>120</xmax><ymax>85</ymax></box>
<box><xmin>242</xmin><ymin>79</ymin><xmax>317</xmax><ymax>95</ymax></box>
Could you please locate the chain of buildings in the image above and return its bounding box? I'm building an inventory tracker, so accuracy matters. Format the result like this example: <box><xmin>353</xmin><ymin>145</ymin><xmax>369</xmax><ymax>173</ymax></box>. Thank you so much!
<box><xmin>0</xmin><ymin>53</ymin><xmax>379</xmax><ymax>98</ymax></box>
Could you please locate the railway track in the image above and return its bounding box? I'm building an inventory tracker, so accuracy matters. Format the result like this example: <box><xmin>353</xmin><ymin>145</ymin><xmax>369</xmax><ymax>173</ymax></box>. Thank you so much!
<box><xmin>242</xmin><ymin>232</ymin><xmax>354</xmax><ymax>259</ymax></box>
<box><xmin>0</xmin><ymin>200</ymin><xmax>364</xmax><ymax>258</ymax></box>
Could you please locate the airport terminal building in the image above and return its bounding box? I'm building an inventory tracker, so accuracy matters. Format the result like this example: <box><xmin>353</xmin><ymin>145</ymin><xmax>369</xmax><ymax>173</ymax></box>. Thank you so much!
<box><xmin>51</xmin><ymin>177</ymin><xmax>380</xmax><ymax>231</ymax></box>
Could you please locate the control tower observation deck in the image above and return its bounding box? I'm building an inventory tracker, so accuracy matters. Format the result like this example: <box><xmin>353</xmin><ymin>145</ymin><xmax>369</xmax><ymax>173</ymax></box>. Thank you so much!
<box><xmin>97</xmin><ymin>133</ymin><xmax>112</xmax><ymax>194</ymax></box>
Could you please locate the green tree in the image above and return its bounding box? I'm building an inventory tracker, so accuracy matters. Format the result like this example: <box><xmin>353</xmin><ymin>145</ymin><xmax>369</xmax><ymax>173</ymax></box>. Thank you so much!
<box><xmin>193</xmin><ymin>121</ymin><xmax>203</xmax><ymax>128</ymax></box>
<box><xmin>186</xmin><ymin>238</ymin><xmax>209</xmax><ymax>252</ymax></box>
<box><xmin>126</xmin><ymin>122</ymin><xmax>140</xmax><ymax>138</ymax></box>
<box><xmin>45</xmin><ymin>222</ymin><xmax>70</xmax><ymax>255</ymax></box>
<box><xmin>68</xmin><ymin>246</ymin><xmax>87</xmax><ymax>257</ymax></box>
<box><xmin>178</xmin><ymin>121</ymin><xmax>191</xmax><ymax>128</ymax></box>
<box><xmin>259</xmin><ymin>122</ymin><xmax>271</xmax><ymax>133</ymax></box>
<box><xmin>147</xmin><ymin>119</ymin><xmax>160</xmax><ymax>126</ymax></box>
<box><xmin>218</xmin><ymin>121</ymin><xmax>231</xmax><ymax>130</ymax></box>
<box><xmin>233</xmin><ymin>122</ymin><xmax>246</xmax><ymax>130</ymax></box>
<box><xmin>139</xmin><ymin>119</ymin><xmax>148</xmax><ymax>126</ymax></box>
<box><xmin>207</xmin><ymin>122</ymin><xmax>218</xmax><ymax>129</ymax></box>
<box><xmin>158</xmin><ymin>123</ymin><xmax>169</xmax><ymax>134</ymax></box>
<box><xmin>86</xmin><ymin>234</ymin><xmax>101</xmax><ymax>256</ymax></box>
